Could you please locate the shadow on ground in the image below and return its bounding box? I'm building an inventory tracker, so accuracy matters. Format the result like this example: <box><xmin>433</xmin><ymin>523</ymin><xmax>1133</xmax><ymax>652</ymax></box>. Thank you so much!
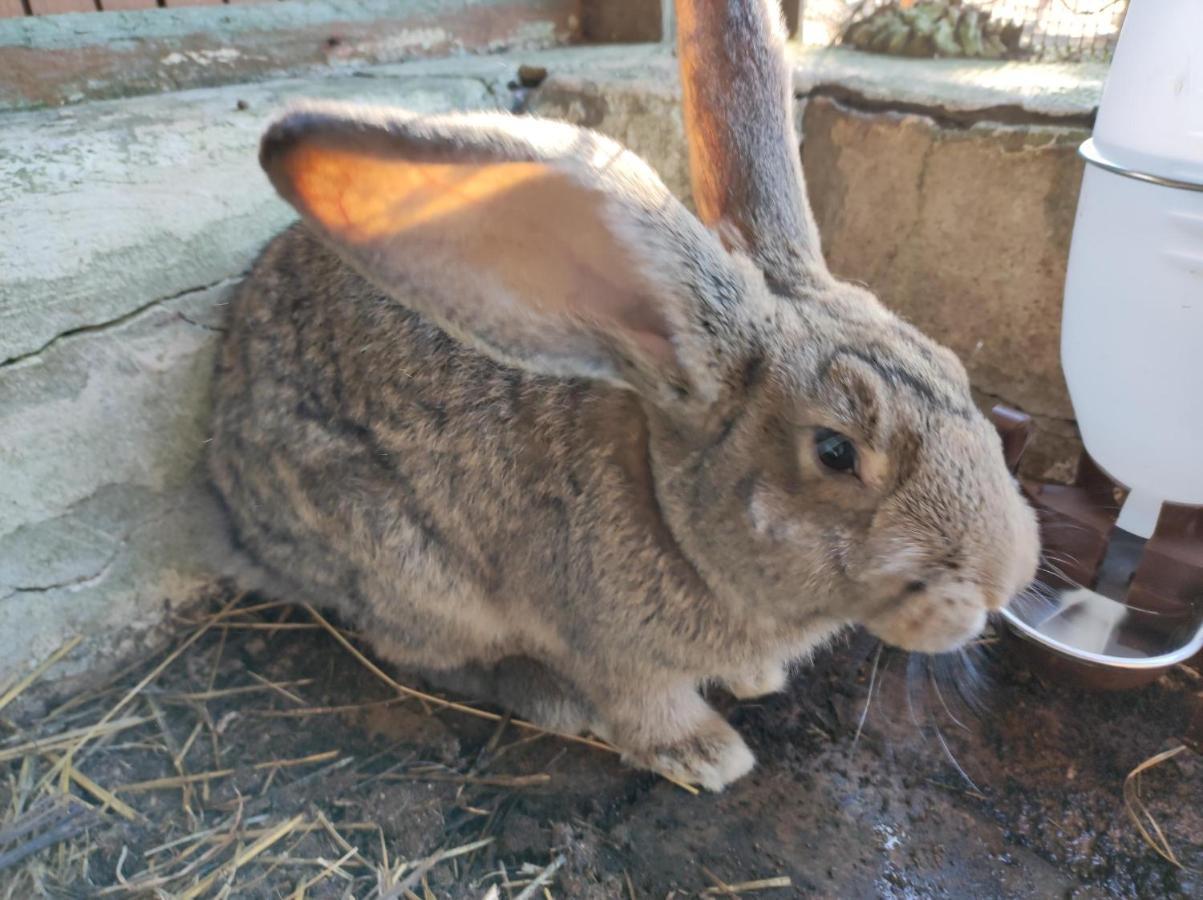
<box><xmin>1</xmin><ymin>588</ymin><xmax>1200</xmax><ymax>897</ymax></box>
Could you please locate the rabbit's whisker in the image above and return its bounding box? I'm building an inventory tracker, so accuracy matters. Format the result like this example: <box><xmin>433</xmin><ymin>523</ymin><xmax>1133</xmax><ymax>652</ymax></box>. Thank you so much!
<box><xmin>850</xmin><ymin>642</ymin><xmax>883</xmax><ymax>753</ymax></box>
<box><xmin>1040</xmin><ymin>550</ymin><xmax>1085</xmax><ymax>572</ymax></box>
<box><xmin>933</xmin><ymin>717</ymin><xmax>982</xmax><ymax>795</ymax></box>
<box><xmin>1037</xmin><ymin>562</ymin><xmax>1088</xmax><ymax>591</ymax></box>
<box><xmin>927</xmin><ymin>657</ymin><xmax>968</xmax><ymax>732</ymax></box>
<box><xmin>904</xmin><ymin>653</ymin><xmax>926</xmax><ymax>732</ymax></box>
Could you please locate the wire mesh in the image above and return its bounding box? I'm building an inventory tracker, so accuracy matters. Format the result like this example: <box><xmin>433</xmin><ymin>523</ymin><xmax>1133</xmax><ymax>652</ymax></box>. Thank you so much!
<box><xmin>801</xmin><ymin>0</ymin><xmax>1129</xmax><ymax>62</ymax></box>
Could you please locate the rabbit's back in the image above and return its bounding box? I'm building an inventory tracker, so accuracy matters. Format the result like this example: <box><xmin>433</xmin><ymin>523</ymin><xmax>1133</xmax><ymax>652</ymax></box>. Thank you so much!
<box><xmin>209</xmin><ymin>225</ymin><xmax>681</xmax><ymax>665</ymax></box>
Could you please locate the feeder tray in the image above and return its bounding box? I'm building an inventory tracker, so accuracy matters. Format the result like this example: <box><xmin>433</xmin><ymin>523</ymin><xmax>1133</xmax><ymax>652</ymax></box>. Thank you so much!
<box><xmin>990</xmin><ymin>406</ymin><xmax>1203</xmax><ymax>690</ymax></box>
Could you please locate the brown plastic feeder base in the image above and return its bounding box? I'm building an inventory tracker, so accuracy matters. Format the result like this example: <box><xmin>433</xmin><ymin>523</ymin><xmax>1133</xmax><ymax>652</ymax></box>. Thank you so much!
<box><xmin>990</xmin><ymin>406</ymin><xmax>1203</xmax><ymax>690</ymax></box>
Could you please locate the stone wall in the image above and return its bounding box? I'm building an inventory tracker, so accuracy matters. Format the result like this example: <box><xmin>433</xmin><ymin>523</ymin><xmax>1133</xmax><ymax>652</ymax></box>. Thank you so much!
<box><xmin>0</xmin><ymin>38</ymin><xmax>1102</xmax><ymax>681</ymax></box>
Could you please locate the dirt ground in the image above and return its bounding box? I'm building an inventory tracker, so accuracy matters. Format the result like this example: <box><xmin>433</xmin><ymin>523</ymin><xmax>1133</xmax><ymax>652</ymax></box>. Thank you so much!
<box><xmin>2</xmin><ymin>587</ymin><xmax>1200</xmax><ymax>898</ymax></box>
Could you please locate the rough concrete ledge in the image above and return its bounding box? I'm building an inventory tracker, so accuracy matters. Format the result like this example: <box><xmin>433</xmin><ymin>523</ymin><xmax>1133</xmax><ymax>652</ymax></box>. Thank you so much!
<box><xmin>0</xmin><ymin>0</ymin><xmax>577</xmax><ymax>110</ymax></box>
<box><xmin>0</xmin><ymin>74</ymin><xmax>489</xmax><ymax>365</ymax></box>
<box><xmin>1</xmin><ymin>286</ymin><xmax>238</xmax><ymax>680</ymax></box>
<box><xmin>792</xmin><ymin>45</ymin><xmax>1104</xmax><ymax>122</ymax></box>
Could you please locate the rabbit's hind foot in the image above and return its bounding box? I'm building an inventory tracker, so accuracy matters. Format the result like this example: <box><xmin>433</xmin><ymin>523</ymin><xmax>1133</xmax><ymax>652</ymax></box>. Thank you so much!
<box><xmin>624</xmin><ymin>714</ymin><xmax>754</xmax><ymax>792</ymax></box>
<box><xmin>421</xmin><ymin>656</ymin><xmax>594</xmax><ymax>736</ymax></box>
<box><xmin>599</xmin><ymin>684</ymin><xmax>754</xmax><ymax>792</ymax></box>
<box><xmin>721</xmin><ymin>660</ymin><xmax>789</xmax><ymax>700</ymax></box>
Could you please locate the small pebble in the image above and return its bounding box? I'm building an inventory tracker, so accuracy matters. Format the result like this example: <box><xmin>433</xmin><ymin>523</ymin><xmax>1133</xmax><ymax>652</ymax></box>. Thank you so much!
<box><xmin>516</xmin><ymin>64</ymin><xmax>548</xmax><ymax>88</ymax></box>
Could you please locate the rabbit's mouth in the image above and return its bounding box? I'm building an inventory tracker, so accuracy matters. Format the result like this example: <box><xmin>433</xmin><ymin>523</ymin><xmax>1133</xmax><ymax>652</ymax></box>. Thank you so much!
<box><xmin>864</xmin><ymin>580</ymin><xmax>993</xmax><ymax>655</ymax></box>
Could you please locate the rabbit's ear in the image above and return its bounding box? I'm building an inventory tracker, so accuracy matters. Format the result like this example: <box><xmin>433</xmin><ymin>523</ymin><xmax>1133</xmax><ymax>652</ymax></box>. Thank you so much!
<box><xmin>676</xmin><ymin>0</ymin><xmax>830</xmax><ymax>292</ymax></box>
<box><xmin>261</xmin><ymin>105</ymin><xmax>755</xmax><ymax>409</ymax></box>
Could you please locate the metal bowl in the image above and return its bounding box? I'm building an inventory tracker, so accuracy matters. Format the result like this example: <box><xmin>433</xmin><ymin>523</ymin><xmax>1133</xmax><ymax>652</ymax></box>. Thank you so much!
<box><xmin>1001</xmin><ymin>530</ymin><xmax>1203</xmax><ymax>689</ymax></box>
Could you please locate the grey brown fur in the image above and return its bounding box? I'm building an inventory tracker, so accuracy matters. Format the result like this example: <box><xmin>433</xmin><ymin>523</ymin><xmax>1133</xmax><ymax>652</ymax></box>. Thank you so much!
<box><xmin>208</xmin><ymin>0</ymin><xmax>1038</xmax><ymax>790</ymax></box>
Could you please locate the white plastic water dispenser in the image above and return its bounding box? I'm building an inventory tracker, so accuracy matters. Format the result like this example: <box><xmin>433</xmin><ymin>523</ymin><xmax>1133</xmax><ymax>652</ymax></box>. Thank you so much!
<box><xmin>1000</xmin><ymin>0</ymin><xmax>1203</xmax><ymax>682</ymax></box>
<box><xmin>1061</xmin><ymin>0</ymin><xmax>1203</xmax><ymax>537</ymax></box>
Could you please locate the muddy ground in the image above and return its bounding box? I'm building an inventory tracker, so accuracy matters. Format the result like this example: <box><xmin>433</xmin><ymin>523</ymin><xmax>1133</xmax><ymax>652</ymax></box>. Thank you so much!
<box><xmin>1</xmin><ymin>588</ymin><xmax>1200</xmax><ymax>898</ymax></box>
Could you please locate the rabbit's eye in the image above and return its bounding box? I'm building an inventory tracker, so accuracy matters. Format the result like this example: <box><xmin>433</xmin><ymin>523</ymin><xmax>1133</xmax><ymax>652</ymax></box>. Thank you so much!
<box><xmin>815</xmin><ymin>428</ymin><xmax>858</xmax><ymax>474</ymax></box>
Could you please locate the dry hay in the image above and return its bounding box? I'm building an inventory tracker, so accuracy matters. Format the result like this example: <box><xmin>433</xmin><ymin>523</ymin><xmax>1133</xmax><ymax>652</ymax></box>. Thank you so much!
<box><xmin>0</xmin><ymin>589</ymin><xmax>767</xmax><ymax>898</ymax></box>
<box><xmin>1</xmin><ymin>585</ymin><xmax>1193</xmax><ymax>896</ymax></box>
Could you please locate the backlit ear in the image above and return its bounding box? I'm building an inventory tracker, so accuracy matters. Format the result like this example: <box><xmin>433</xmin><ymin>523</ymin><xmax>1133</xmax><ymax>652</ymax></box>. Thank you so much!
<box><xmin>260</xmin><ymin>105</ymin><xmax>753</xmax><ymax>408</ymax></box>
<box><xmin>675</xmin><ymin>0</ymin><xmax>831</xmax><ymax>292</ymax></box>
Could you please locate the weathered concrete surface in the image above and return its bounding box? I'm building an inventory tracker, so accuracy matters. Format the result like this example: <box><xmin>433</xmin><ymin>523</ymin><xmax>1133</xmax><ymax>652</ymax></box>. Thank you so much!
<box><xmin>802</xmin><ymin>96</ymin><xmax>1087</xmax><ymax>480</ymax></box>
<box><xmin>792</xmin><ymin>45</ymin><xmax>1104</xmax><ymax>122</ymax></box>
<box><xmin>0</xmin><ymin>287</ymin><xmax>237</xmax><ymax>675</ymax></box>
<box><xmin>0</xmin><ymin>0</ymin><xmax>577</xmax><ymax>110</ymax></box>
<box><xmin>0</xmin><ymin>73</ymin><xmax>498</xmax><ymax>365</ymax></box>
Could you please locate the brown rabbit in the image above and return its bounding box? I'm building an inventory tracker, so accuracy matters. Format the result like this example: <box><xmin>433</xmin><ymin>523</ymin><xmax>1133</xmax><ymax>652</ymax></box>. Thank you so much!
<box><xmin>208</xmin><ymin>0</ymin><xmax>1039</xmax><ymax>790</ymax></box>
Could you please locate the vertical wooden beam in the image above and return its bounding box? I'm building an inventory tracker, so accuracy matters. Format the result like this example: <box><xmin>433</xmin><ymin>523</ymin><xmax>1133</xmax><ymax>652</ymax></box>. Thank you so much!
<box><xmin>28</xmin><ymin>0</ymin><xmax>98</xmax><ymax>13</ymax></box>
<box><xmin>579</xmin><ymin>0</ymin><xmax>662</xmax><ymax>43</ymax></box>
<box><xmin>98</xmin><ymin>0</ymin><xmax>159</xmax><ymax>9</ymax></box>
<box><xmin>784</xmin><ymin>0</ymin><xmax>801</xmax><ymax>37</ymax></box>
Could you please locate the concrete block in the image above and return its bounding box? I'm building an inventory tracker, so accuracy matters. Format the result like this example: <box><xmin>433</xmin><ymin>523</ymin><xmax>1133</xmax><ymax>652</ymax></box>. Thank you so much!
<box><xmin>0</xmin><ymin>285</ymin><xmax>235</xmax><ymax>677</ymax></box>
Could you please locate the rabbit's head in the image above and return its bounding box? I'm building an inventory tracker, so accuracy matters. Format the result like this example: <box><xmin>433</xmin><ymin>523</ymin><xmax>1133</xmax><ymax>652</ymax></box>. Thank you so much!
<box><xmin>258</xmin><ymin>0</ymin><xmax>1038</xmax><ymax>655</ymax></box>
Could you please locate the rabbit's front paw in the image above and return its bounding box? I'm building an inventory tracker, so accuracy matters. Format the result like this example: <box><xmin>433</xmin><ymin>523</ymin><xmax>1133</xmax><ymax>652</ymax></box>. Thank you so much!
<box><xmin>626</xmin><ymin>716</ymin><xmax>754</xmax><ymax>792</ymax></box>
<box><xmin>723</xmin><ymin>661</ymin><xmax>788</xmax><ymax>699</ymax></box>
